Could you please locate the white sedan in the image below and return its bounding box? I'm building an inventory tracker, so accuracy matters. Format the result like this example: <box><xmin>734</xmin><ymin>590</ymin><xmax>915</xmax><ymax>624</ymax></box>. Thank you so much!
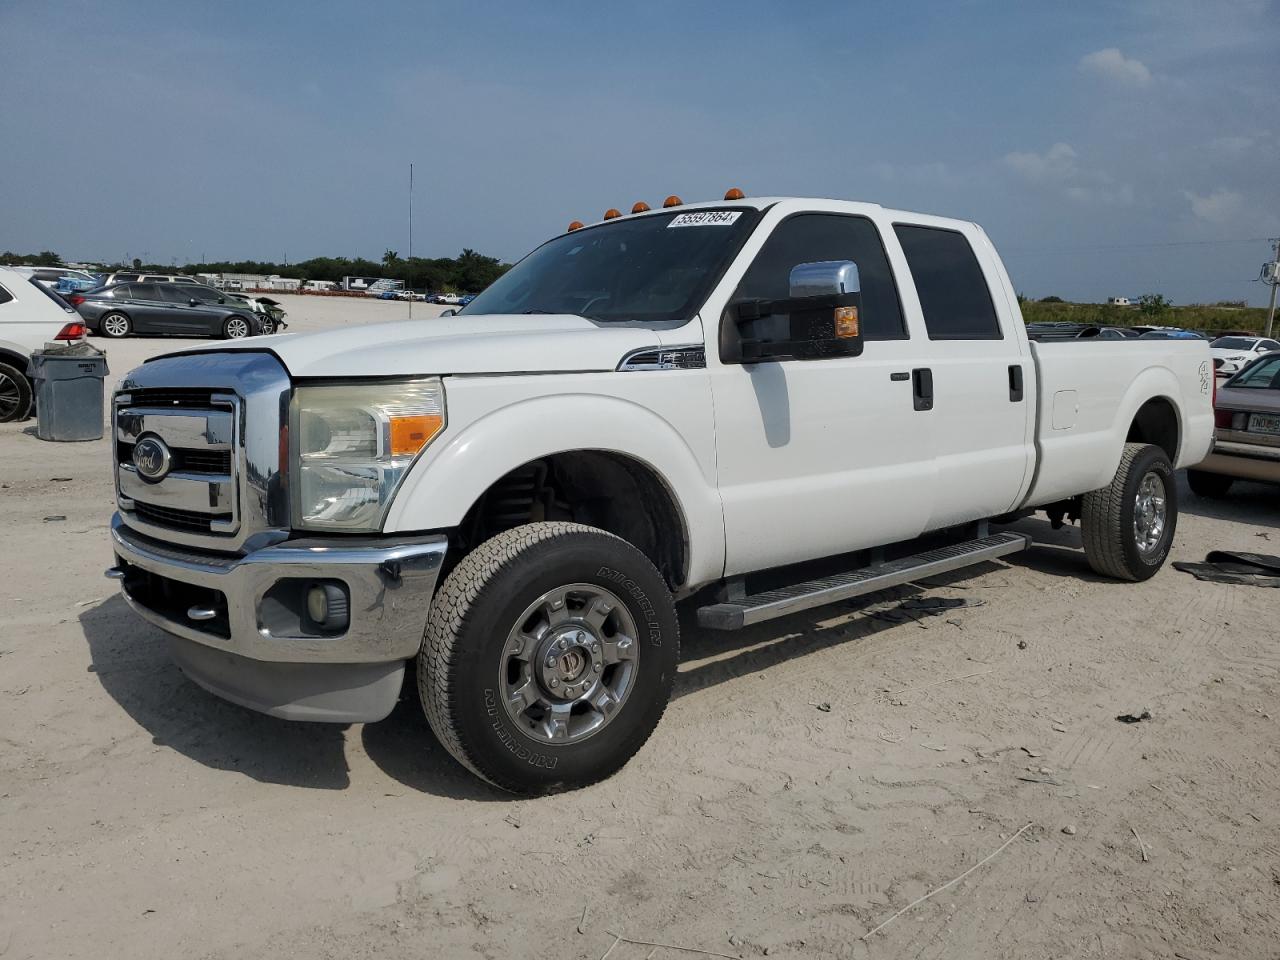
<box><xmin>1210</xmin><ymin>336</ymin><xmax>1280</xmax><ymax>376</ymax></box>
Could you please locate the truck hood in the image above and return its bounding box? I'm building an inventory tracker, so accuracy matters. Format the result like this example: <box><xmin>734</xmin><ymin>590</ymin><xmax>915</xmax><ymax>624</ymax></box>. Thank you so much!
<box><xmin>172</xmin><ymin>313</ymin><xmax>692</xmax><ymax>378</ymax></box>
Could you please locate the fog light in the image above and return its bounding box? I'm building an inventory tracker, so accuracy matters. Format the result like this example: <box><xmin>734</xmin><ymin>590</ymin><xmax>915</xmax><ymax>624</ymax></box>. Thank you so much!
<box><xmin>306</xmin><ymin>582</ymin><xmax>350</xmax><ymax>631</ymax></box>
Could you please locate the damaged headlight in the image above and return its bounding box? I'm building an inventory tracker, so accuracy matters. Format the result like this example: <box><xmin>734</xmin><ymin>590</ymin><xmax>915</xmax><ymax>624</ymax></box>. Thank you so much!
<box><xmin>291</xmin><ymin>379</ymin><xmax>446</xmax><ymax>532</ymax></box>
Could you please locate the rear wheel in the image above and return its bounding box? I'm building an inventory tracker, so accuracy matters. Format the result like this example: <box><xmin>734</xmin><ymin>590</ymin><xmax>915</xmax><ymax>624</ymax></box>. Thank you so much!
<box><xmin>0</xmin><ymin>362</ymin><xmax>33</xmax><ymax>422</ymax></box>
<box><xmin>99</xmin><ymin>312</ymin><xmax>131</xmax><ymax>338</ymax></box>
<box><xmin>1187</xmin><ymin>469</ymin><xmax>1233</xmax><ymax>498</ymax></box>
<box><xmin>419</xmin><ymin>522</ymin><xmax>679</xmax><ymax>794</ymax></box>
<box><xmin>222</xmin><ymin>315</ymin><xmax>251</xmax><ymax>339</ymax></box>
<box><xmin>1081</xmin><ymin>442</ymin><xmax>1177</xmax><ymax>581</ymax></box>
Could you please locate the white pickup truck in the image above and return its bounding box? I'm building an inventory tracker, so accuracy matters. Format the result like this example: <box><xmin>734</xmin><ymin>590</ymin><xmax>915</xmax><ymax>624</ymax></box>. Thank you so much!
<box><xmin>106</xmin><ymin>194</ymin><xmax>1214</xmax><ymax>793</ymax></box>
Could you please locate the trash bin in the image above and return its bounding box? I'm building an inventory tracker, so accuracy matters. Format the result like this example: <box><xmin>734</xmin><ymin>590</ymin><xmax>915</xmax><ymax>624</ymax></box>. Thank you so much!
<box><xmin>27</xmin><ymin>341</ymin><xmax>109</xmax><ymax>442</ymax></box>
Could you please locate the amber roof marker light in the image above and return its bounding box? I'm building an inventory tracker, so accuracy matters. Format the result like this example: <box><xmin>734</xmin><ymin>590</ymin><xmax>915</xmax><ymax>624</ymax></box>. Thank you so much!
<box><xmin>567</xmin><ymin>220</ymin><xmax>584</xmax><ymax>232</ymax></box>
<box><xmin>631</xmin><ymin>201</ymin><xmax>651</xmax><ymax>214</ymax></box>
<box><xmin>663</xmin><ymin>195</ymin><xmax>683</xmax><ymax>208</ymax></box>
<box><xmin>603</xmin><ymin>208</ymin><xmax>622</xmax><ymax>220</ymax></box>
<box><xmin>724</xmin><ymin>187</ymin><xmax>745</xmax><ymax>200</ymax></box>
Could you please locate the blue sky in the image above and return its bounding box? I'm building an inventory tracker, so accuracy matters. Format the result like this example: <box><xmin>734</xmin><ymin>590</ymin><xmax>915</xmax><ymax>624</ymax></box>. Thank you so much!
<box><xmin>2</xmin><ymin>0</ymin><xmax>1277</xmax><ymax>304</ymax></box>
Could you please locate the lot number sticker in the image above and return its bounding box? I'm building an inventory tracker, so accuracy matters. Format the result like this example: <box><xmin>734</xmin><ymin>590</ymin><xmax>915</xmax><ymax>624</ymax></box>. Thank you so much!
<box><xmin>667</xmin><ymin>211</ymin><xmax>742</xmax><ymax>228</ymax></box>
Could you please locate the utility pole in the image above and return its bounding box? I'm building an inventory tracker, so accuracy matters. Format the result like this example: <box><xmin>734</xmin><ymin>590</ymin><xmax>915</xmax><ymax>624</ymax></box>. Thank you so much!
<box><xmin>408</xmin><ymin>162</ymin><xmax>414</xmax><ymax>321</ymax></box>
<box><xmin>1264</xmin><ymin>238</ymin><xmax>1279</xmax><ymax>339</ymax></box>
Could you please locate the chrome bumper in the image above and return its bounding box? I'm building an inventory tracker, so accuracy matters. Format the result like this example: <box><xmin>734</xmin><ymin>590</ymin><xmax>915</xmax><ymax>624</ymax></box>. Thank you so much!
<box><xmin>108</xmin><ymin>514</ymin><xmax>448</xmax><ymax>721</ymax></box>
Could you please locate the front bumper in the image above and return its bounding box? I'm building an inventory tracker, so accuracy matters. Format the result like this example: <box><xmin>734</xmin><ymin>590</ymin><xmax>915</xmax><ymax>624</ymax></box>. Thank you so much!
<box><xmin>108</xmin><ymin>514</ymin><xmax>447</xmax><ymax>721</ymax></box>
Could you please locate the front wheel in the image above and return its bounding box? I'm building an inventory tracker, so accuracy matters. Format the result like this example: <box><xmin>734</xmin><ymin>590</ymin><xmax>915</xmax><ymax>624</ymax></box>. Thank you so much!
<box><xmin>419</xmin><ymin>522</ymin><xmax>679</xmax><ymax>794</ymax></box>
<box><xmin>1081</xmin><ymin>442</ymin><xmax>1177</xmax><ymax>581</ymax></box>
<box><xmin>1187</xmin><ymin>469</ymin><xmax>1233</xmax><ymax>498</ymax></box>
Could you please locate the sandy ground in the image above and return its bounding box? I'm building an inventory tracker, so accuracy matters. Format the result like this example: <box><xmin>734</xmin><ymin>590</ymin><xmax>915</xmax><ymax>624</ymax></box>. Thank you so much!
<box><xmin>2</xmin><ymin>294</ymin><xmax>1278</xmax><ymax>959</ymax></box>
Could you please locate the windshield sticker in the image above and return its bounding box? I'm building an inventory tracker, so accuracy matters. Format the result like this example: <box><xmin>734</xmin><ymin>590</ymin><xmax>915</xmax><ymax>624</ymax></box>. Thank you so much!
<box><xmin>667</xmin><ymin>211</ymin><xmax>743</xmax><ymax>228</ymax></box>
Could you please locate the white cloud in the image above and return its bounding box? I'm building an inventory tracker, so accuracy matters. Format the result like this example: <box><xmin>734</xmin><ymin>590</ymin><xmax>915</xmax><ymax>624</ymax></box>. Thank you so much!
<box><xmin>1004</xmin><ymin>143</ymin><xmax>1077</xmax><ymax>183</ymax></box>
<box><xmin>1079</xmin><ymin>48</ymin><xmax>1153</xmax><ymax>87</ymax></box>
<box><xmin>1183</xmin><ymin>188</ymin><xmax>1244</xmax><ymax>223</ymax></box>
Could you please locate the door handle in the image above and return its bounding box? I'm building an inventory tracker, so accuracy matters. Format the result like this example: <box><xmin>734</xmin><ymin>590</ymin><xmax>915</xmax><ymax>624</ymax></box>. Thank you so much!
<box><xmin>1008</xmin><ymin>364</ymin><xmax>1024</xmax><ymax>402</ymax></box>
<box><xmin>912</xmin><ymin>368</ymin><xmax>933</xmax><ymax>411</ymax></box>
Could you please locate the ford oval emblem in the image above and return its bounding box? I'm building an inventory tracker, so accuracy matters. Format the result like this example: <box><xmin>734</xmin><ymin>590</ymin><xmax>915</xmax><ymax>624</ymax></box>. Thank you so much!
<box><xmin>132</xmin><ymin>436</ymin><xmax>172</xmax><ymax>481</ymax></box>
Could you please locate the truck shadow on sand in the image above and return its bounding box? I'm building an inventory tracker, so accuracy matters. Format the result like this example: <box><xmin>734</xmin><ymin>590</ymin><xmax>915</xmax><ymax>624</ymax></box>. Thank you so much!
<box><xmin>78</xmin><ymin>594</ymin><xmax>502</xmax><ymax>800</ymax></box>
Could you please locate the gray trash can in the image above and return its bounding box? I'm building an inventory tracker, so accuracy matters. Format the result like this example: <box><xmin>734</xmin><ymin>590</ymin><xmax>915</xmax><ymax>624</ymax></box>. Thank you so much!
<box><xmin>27</xmin><ymin>343</ymin><xmax>109</xmax><ymax>442</ymax></box>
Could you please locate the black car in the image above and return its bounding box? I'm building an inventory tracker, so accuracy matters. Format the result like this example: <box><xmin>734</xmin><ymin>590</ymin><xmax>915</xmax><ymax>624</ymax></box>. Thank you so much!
<box><xmin>71</xmin><ymin>282</ymin><xmax>266</xmax><ymax>339</ymax></box>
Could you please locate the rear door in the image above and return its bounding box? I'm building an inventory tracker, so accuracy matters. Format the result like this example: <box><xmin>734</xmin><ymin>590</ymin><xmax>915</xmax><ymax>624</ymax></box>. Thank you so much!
<box><xmin>890</xmin><ymin>222</ymin><xmax>1034</xmax><ymax>529</ymax></box>
<box><xmin>126</xmin><ymin>283</ymin><xmax>173</xmax><ymax>333</ymax></box>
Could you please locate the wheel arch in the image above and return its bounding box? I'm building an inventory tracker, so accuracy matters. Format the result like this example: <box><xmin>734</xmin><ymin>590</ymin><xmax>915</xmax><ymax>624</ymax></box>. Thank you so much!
<box><xmin>385</xmin><ymin>394</ymin><xmax>725</xmax><ymax>589</ymax></box>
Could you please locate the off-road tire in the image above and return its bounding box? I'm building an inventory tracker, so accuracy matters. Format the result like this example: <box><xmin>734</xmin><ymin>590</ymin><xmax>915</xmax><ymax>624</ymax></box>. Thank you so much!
<box><xmin>418</xmin><ymin>522</ymin><xmax>679</xmax><ymax>794</ymax></box>
<box><xmin>1081</xmin><ymin>442</ymin><xmax>1177</xmax><ymax>581</ymax></box>
<box><xmin>0</xmin><ymin>361</ymin><xmax>33</xmax><ymax>422</ymax></box>
<box><xmin>99</xmin><ymin>312</ymin><xmax>131</xmax><ymax>339</ymax></box>
<box><xmin>1187</xmin><ymin>469</ymin><xmax>1233</xmax><ymax>499</ymax></box>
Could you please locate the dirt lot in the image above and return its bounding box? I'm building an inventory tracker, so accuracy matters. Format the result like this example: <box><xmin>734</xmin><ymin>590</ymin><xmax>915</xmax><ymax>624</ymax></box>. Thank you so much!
<box><xmin>2</xmin><ymin>295</ymin><xmax>1278</xmax><ymax>959</ymax></box>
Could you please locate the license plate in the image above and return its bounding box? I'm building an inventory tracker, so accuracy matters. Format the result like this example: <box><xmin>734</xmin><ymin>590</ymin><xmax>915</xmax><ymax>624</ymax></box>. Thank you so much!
<box><xmin>1248</xmin><ymin>413</ymin><xmax>1280</xmax><ymax>435</ymax></box>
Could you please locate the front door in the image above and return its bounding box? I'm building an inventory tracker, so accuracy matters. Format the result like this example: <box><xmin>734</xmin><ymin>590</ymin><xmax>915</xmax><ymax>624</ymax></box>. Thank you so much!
<box><xmin>707</xmin><ymin>210</ymin><xmax>938</xmax><ymax>577</ymax></box>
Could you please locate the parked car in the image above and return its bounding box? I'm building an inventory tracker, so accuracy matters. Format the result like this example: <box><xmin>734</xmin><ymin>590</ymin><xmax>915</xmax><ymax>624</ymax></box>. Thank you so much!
<box><xmin>1138</xmin><ymin>329</ymin><xmax>1204</xmax><ymax>340</ymax></box>
<box><xmin>1187</xmin><ymin>352</ymin><xmax>1280</xmax><ymax>496</ymax></box>
<box><xmin>431</xmin><ymin>292</ymin><xmax>461</xmax><ymax>304</ymax></box>
<box><xmin>12</xmin><ymin>266</ymin><xmax>103</xmax><ymax>295</ymax></box>
<box><xmin>1208</xmin><ymin>336</ymin><xmax>1280</xmax><ymax>376</ymax></box>
<box><xmin>377</xmin><ymin>290</ymin><xmax>400</xmax><ymax>300</ymax></box>
<box><xmin>1026</xmin><ymin>322</ymin><xmax>1138</xmax><ymax>340</ymax></box>
<box><xmin>103</xmin><ymin>272</ymin><xmax>198</xmax><ymax>286</ymax></box>
<box><xmin>105</xmin><ymin>195</ymin><xmax>1213</xmax><ymax>794</ymax></box>
<box><xmin>458</xmin><ymin>294</ymin><xmax>476</xmax><ymax>307</ymax></box>
<box><xmin>72</xmin><ymin>282</ymin><xmax>266</xmax><ymax>339</ymax></box>
<box><xmin>0</xmin><ymin>266</ymin><xmax>90</xmax><ymax>421</ymax></box>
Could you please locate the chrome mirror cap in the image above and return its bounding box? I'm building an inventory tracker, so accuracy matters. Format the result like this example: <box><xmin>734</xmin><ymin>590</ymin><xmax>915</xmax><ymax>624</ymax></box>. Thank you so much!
<box><xmin>789</xmin><ymin>260</ymin><xmax>860</xmax><ymax>299</ymax></box>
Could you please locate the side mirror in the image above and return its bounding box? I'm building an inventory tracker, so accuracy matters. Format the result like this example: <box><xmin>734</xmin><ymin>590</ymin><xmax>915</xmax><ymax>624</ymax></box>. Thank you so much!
<box><xmin>188</xmin><ymin>298</ymin><xmax>199</xmax><ymax>306</ymax></box>
<box><xmin>722</xmin><ymin>260</ymin><xmax>863</xmax><ymax>364</ymax></box>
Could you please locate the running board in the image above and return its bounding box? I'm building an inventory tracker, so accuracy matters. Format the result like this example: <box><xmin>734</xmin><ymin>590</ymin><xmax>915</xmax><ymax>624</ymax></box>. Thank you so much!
<box><xmin>697</xmin><ymin>532</ymin><xmax>1031</xmax><ymax>631</ymax></box>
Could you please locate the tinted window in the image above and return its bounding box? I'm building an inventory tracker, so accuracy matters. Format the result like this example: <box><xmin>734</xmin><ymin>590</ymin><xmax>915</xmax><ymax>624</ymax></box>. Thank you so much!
<box><xmin>156</xmin><ymin>285</ymin><xmax>192</xmax><ymax>303</ymax></box>
<box><xmin>1260</xmin><ymin>341</ymin><xmax>1280</xmax><ymax>351</ymax></box>
<box><xmin>173</xmin><ymin>277</ymin><xmax>197</xmax><ymax>284</ymax></box>
<box><xmin>131</xmin><ymin>284</ymin><xmax>161</xmax><ymax>300</ymax></box>
<box><xmin>188</xmin><ymin>285</ymin><xmax>225</xmax><ymax>302</ymax></box>
<box><xmin>143</xmin><ymin>275</ymin><xmax>170</xmax><ymax>282</ymax></box>
<box><xmin>1229</xmin><ymin>356</ymin><xmax>1280</xmax><ymax>389</ymax></box>
<box><xmin>112</xmin><ymin>274</ymin><xmax>139</xmax><ymax>284</ymax></box>
<box><xmin>894</xmin><ymin>225</ymin><xmax>1000</xmax><ymax>340</ymax></box>
<box><xmin>0</xmin><ymin>283</ymin><xmax>12</xmax><ymax>306</ymax></box>
<box><xmin>736</xmin><ymin>214</ymin><xmax>905</xmax><ymax>341</ymax></box>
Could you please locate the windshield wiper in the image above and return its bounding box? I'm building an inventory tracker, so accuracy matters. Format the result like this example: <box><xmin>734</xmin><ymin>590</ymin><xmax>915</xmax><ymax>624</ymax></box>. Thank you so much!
<box><xmin>522</xmin><ymin>309</ymin><xmax>555</xmax><ymax>314</ymax></box>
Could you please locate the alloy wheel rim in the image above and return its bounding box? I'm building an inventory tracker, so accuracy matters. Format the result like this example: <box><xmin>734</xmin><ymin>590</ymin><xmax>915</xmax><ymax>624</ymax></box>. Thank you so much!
<box><xmin>227</xmin><ymin>318</ymin><xmax>249</xmax><ymax>338</ymax></box>
<box><xmin>498</xmin><ymin>582</ymin><xmax>639</xmax><ymax>745</ymax></box>
<box><xmin>1133</xmin><ymin>471</ymin><xmax>1167</xmax><ymax>558</ymax></box>
<box><xmin>0</xmin><ymin>372</ymin><xmax>18</xmax><ymax>417</ymax></box>
<box><xmin>104</xmin><ymin>315</ymin><xmax>127</xmax><ymax>336</ymax></box>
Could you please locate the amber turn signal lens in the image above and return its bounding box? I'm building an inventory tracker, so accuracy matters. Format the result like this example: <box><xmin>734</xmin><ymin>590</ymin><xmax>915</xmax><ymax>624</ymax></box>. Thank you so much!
<box><xmin>567</xmin><ymin>220</ymin><xmax>584</xmax><ymax>232</ymax></box>
<box><xmin>389</xmin><ymin>414</ymin><xmax>445</xmax><ymax>456</ymax></box>
<box><xmin>631</xmin><ymin>201</ymin><xmax>650</xmax><ymax>213</ymax></box>
<box><xmin>723</xmin><ymin>187</ymin><xmax>745</xmax><ymax>200</ymax></box>
<box><xmin>834</xmin><ymin>306</ymin><xmax>860</xmax><ymax>339</ymax></box>
<box><xmin>663</xmin><ymin>195</ymin><xmax>683</xmax><ymax>208</ymax></box>
<box><xmin>603</xmin><ymin>208</ymin><xmax>622</xmax><ymax>220</ymax></box>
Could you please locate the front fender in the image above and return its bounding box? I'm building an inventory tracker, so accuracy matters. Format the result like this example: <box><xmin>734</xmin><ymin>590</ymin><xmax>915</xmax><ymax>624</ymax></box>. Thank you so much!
<box><xmin>383</xmin><ymin>392</ymin><xmax>726</xmax><ymax>586</ymax></box>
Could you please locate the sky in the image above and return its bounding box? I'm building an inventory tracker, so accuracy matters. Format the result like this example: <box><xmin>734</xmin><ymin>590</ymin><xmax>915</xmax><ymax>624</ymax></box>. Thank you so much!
<box><xmin>2</xmin><ymin>0</ymin><xmax>1277</xmax><ymax>305</ymax></box>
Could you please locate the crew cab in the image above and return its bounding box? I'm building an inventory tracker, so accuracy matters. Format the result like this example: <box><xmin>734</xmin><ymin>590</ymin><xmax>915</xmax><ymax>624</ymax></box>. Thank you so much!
<box><xmin>104</xmin><ymin>194</ymin><xmax>1214</xmax><ymax>793</ymax></box>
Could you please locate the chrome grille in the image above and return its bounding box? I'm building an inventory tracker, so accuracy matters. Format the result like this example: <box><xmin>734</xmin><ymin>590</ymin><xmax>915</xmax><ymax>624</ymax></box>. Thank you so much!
<box><xmin>113</xmin><ymin>351</ymin><xmax>292</xmax><ymax>554</ymax></box>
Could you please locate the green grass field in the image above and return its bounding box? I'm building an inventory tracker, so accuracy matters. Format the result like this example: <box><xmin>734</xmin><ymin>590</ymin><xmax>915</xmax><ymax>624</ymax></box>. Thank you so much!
<box><xmin>1018</xmin><ymin>299</ymin><xmax>1270</xmax><ymax>335</ymax></box>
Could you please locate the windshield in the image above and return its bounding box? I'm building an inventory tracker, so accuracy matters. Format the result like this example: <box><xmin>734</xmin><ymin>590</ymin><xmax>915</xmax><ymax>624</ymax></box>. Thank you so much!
<box><xmin>1211</xmin><ymin>337</ymin><xmax>1255</xmax><ymax>350</ymax></box>
<box><xmin>1227</xmin><ymin>356</ymin><xmax>1280</xmax><ymax>389</ymax></box>
<box><xmin>460</xmin><ymin>208</ymin><xmax>758</xmax><ymax>323</ymax></box>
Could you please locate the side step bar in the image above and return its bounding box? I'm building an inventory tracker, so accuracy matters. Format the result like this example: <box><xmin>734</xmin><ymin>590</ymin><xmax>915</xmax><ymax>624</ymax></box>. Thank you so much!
<box><xmin>697</xmin><ymin>531</ymin><xmax>1031</xmax><ymax>631</ymax></box>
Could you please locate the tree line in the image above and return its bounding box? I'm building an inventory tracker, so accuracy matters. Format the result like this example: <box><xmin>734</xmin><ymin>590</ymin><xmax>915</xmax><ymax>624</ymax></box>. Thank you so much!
<box><xmin>1</xmin><ymin>248</ymin><xmax>511</xmax><ymax>294</ymax></box>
